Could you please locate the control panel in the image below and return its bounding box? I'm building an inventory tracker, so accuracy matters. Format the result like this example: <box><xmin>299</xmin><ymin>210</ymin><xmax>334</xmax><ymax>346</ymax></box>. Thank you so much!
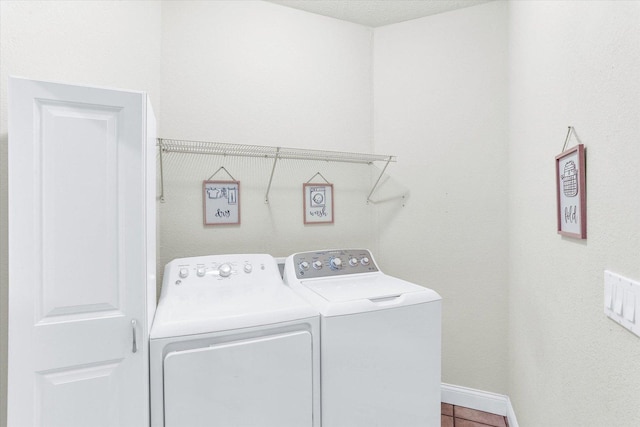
<box><xmin>293</xmin><ymin>249</ymin><xmax>378</xmax><ymax>279</ymax></box>
<box><xmin>166</xmin><ymin>254</ymin><xmax>272</xmax><ymax>287</ymax></box>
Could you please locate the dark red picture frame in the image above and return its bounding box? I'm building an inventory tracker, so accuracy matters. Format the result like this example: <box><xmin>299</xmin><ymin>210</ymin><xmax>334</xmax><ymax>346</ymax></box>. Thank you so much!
<box><xmin>555</xmin><ymin>144</ymin><xmax>586</xmax><ymax>239</ymax></box>
<box><xmin>303</xmin><ymin>183</ymin><xmax>334</xmax><ymax>224</ymax></box>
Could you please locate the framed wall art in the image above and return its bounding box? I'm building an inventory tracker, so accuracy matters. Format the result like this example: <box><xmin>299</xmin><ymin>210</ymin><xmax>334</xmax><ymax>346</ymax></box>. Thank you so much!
<box><xmin>555</xmin><ymin>144</ymin><xmax>586</xmax><ymax>239</ymax></box>
<box><xmin>203</xmin><ymin>180</ymin><xmax>240</xmax><ymax>225</ymax></box>
<box><xmin>303</xmin><ymin>183</ymin><xmax>334</xmax><ymax>224</ymax></box>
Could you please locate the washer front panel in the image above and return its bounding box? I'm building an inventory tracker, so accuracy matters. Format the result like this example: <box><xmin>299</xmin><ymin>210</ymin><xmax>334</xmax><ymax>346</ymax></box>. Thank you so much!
<box><xmin>320</xmin><ymin>303</ymin><xmax>442</xmax><ymax>427</ymax></box>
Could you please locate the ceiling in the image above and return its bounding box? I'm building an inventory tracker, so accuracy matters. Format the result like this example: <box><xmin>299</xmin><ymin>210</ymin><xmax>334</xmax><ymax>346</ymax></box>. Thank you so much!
<box><xmin>267</xmin><ymin>0</ymin><xmax>495</xmax><ymax>27</ymax></box>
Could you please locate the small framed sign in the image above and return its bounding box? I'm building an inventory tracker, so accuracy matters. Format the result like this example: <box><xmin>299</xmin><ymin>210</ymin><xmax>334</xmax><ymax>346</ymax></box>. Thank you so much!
<box><xmin>303</xmin><ymin>183</ymin><xmax>334</xmax><ymax>224</ymax></box>
<box><xmin>203</xmin><ymin>180</ymin><xmax>240</xmax><ymax>225</ymax></box>
<box><xmin>555</xmin><ymin>144</ymin><xmax>586</xmax><ymax>239</ymax></box>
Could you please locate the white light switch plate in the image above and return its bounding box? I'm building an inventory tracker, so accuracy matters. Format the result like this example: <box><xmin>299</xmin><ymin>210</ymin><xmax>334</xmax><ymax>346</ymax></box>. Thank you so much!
<box><xmin>604</xmin><ymin>270</ymin><xmax>640</xmax><ymax>337</ymax></box>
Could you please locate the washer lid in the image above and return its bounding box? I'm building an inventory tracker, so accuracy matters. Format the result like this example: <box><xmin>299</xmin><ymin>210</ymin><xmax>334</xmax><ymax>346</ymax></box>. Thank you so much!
<box><xmin>297</xmin><ymin>273</ymin><xmax>441</xmax><ymax>317</ymax></box>
<box><xmin>302</xmin><ymin>273</ymin><xmax>440</xmax><ymax>303</ymax></box>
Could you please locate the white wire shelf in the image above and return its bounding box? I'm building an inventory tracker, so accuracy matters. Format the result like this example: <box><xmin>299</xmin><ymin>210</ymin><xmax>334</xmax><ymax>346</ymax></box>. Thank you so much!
<box><xmin>157</xmin><ymin>138</ymin><xmax>396</xmax><ymax>203</ymax></box>
<box><xmin>158</xmin><ymin>138</ymin><xmax>395</xmax><ymax>164</ymax></box>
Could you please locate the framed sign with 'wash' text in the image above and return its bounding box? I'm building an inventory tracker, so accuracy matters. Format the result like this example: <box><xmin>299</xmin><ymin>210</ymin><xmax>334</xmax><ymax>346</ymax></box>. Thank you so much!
<box><xmin>555</xmin><ymin>144</ymin><xmax>586</xmax><ymax>239</ymax></box>
<box><xmin>303</xmin><ymin>183</ymin><xmax>334</xmax><ymax>224</ymax></box>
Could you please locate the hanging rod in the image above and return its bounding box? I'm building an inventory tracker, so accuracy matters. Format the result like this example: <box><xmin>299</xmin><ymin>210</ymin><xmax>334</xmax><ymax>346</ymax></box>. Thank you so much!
<box><xmin>157</xmin><ymin>138</ymin><xmax>397</xmax><ymax>203</ymax></box>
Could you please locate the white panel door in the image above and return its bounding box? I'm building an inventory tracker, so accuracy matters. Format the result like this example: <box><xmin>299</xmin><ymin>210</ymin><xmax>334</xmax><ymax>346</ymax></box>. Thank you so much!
<box><xmin>164</xmin><ymin>331</ymin><xmax>314</xmax><ymax>427</ymax></box>
<box><xmin>8</xmin><ymin>77</ymin><xmax>154</xmax><ymax>427</ymax></box>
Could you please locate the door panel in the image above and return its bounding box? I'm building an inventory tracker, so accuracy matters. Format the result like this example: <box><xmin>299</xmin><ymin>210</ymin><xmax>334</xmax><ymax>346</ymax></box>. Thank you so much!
<box><xmin>38</xmin><ymin>100</ymin><xmax>123</xmax><ymax>322</ymax></box>
<box><xmin>8</xmin><ymin>77</ymin><xmax>153</xmax><ymax>427</ymax></box>
<box><xmin>36</xmin><ymin>359</ymin><xmax>122</xmax><ymax>427</ymax></box>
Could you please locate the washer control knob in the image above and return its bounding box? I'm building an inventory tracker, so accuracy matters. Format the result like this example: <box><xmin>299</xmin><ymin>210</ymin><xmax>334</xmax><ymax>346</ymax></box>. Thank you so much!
<box><xmin>313</xmin><ymin>260</ymin><xmax>323</xmax><ymax>270</ymax></box>
<box><xmin>219</xmin><ymin>263</ymin><xmax>232</xmax><ymax>278</ymax></box>
<box><xmin>349</xmin><ymin>257</ymin><xmax>359</xmax><ymax>267</ymax></box>
<box><xmin>330</xmin><ymin>257</ymin><xmax>342</xmax><ymax>269</ymax></box>
<box><xmin>179</xmin><ymin>268</ymin><xmax>189</xmax><ymax>278</ymax></box>
<box><xmin>299</xmin><ymin>261</ymin><xmax>310</xmax><ymax>271</ymax></box>
<box><xmin>360</xmin><ymin>257</ymin><xmax>370</xmax><ymax>266</ymax></box>
<box><xmin>196</xmin><ymin>267</ymin><xmax>206</xmax><ymax>277</ymax></box>
<box><xmin>244</xmin><ymin>263</ymin><xmax>253</xmax><ymax>274</ymax></box>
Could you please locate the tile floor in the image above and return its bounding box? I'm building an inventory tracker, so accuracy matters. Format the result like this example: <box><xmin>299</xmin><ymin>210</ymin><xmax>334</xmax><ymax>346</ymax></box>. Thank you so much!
<box><xmin>441</xmin><ymin>403</ymin><xmax>509</xmax><ymax>427</ymax></box>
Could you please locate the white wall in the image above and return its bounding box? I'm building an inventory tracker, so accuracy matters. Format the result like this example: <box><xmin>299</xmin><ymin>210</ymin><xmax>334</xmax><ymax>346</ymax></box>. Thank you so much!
<box><xmin>158</xmin><ymin>1</ymin><xmax>377</xmax><ymax>279</ymax></box>
<box><xmin>160</xmin><ymin>0</ymin><xmax>372</xmax><ymax>152</ymax></box>
<box><xmin>373</xmin><ymin>1</ymin><xmax>509</xmax><ymax>393</ymax></box>
<box><xmin>0</xmin><ymin>2</ymin><xmax>163</xmax><ymax>426</ymax></box>
<box><xmin>508</xmin><ymin>1</ymin><xmax>640</xmax><ymax>425</ymax></box>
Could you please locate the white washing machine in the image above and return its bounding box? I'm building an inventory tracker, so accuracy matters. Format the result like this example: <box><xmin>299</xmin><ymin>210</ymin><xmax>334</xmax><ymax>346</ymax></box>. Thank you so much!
<box><xmin>150</xmin><ymin>254</ymin><xmax>320</xmax><ymax>427</ymax></box>
<box><xmin>283</xmin><ymin>249</ymin><xmax>442</xmax><ymax>427</ymax></box>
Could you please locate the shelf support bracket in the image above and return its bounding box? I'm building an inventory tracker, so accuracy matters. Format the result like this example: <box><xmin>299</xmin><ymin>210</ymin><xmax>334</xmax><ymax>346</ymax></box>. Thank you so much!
<box><xmin>264</xmin><ymin>147</ymin><xmax>280</xmax><ymax>204</ymax></box>
<box><xmin>367</xmin><ymin>156</ymin><xmax>392</xmax><ymax>204</ymax></box>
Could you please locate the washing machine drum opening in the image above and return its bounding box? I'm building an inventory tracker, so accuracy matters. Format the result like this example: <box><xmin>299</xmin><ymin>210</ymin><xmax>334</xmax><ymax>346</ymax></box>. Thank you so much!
<box><xmin>163</xmin><ymin>331</ymin><xmax>313</xmax><ymax>427</ymax></box>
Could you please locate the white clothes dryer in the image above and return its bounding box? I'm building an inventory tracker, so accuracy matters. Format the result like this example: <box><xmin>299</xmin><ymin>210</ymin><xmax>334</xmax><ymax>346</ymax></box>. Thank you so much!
<box><xmin>283</xmin><ymin>249</ymin><xmax>442</xmax><ymax>427</ymax></box>
<box><xmin>150</xmin><ymin>254</ymin><xmax>320</xmax><ymax>427</ymax></box>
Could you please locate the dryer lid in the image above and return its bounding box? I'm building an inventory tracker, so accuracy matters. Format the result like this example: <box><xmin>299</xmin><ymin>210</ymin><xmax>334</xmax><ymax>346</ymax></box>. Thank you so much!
<box><xmin>150</xmin><ymin>284</ymin><xmax>318</xmax><ymax>339</ymax></box>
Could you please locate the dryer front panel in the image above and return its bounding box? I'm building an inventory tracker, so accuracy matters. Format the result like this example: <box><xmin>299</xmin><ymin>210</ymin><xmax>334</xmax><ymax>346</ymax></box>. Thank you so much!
<box><xmin>163</xmin><ymin>331</ymin><xmax>313</xmax><ymax>427</ymax></box>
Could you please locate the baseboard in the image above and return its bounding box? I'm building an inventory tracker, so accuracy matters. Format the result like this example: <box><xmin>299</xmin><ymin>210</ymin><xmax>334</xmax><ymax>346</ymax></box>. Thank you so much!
<box><xmin>505</xmin><ymin>396</ymin><xmax>519</xmax><ymax>427</ymax></box>
<box><xmin>441</xmin><ymin>383</ymin><xmax>519</xmax><ymax>427</ymax></box>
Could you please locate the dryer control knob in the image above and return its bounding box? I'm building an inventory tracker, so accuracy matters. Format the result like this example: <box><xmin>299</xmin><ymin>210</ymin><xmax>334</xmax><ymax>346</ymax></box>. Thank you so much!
<box><xmin>196</xmin><ymin>267</ymin><xmax>206</xmax><ymax>277</ymax></box>
<box><xmin>360</xmin><ymin>257</ymin><xmax>370</xmax><ymax>266</ymax></box>
<box><xmin>179</xmin><ymin>268</ymin><xmax>189</xmax><ymax>278</ymax></box>
<box><xmin>330</xmin><ymin>257</ymin><xmax>342</xmax><ymax>269</ymax></box>
<box><xmin>299</xmin><ymin>261</ymin><xmax>310</xmax><ymax>271</ymax></box>
<box><xmin>244</xmin><ymin>263</ymin><xmax>253</xmax><ymax>273</ymax></box>
<box><xmin>313</xmin><ymin>260</ymin><xmax>323</xmax><ymax>270</ymax></box>
<box><xmin>219</xmin><ymin>263</ymin><xmax>232</xmax><ymax>278</ymax></box>
<box><xmin>349</xmin><ymin>257</ymin><xmax>359</xmax><ymax>267</ymax></box>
